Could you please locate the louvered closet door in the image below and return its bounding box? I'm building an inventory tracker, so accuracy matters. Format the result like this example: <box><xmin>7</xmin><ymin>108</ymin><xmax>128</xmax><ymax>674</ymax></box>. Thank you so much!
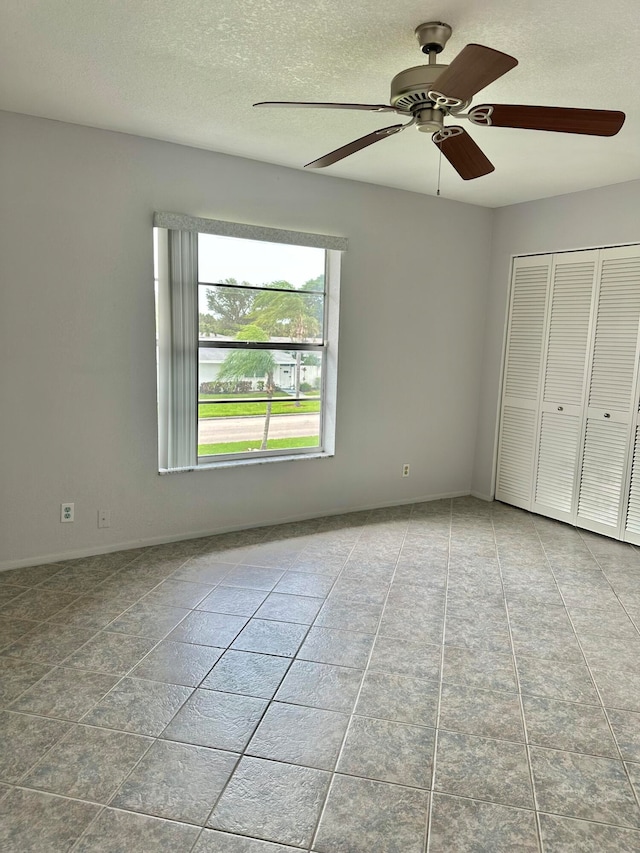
<box><xmin>624</xmin><ymin>408</ymin><xmax>640</xmax><ymax>544</ymax></box>
<box><xmin>495</xmin><ymin>256</ymin><xmax>551</xmax><ymax>509</ymax></box>
<box><xmin>576</xmin><ymin>247</ymin><xmax>640</xmax><ymax>537</ymax></box>
<box><xmin>531</xmin><ymin>252</ymin><xmax>598</xmax><ymax>523</ymax></box>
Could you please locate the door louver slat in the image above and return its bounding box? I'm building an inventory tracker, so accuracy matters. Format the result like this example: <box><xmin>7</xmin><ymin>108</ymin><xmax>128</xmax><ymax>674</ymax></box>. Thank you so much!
<box><xmin>577</xmin><ymin>419</ymin><xmax>628</xmax><ymax>527</ymax></box>
<box><xmin>589</xmin><ymin>257</ymin><xmax>640</xmax><ymax>411</ymax></box>
<box><xmin>496</xmin><ymin>407</ymin><xmax>537</xmax><ymax>505</ymax></box>
<box><xmin>534</xmin><ymin>412</ymin><xmax>580</xmax><ymax>513</ymax></box>
<box><xmin>543</xmin><ymin>261</ymin><xmax>594</xmax><ymax>406</ymax></box>
<box><xmin>625</xmin><ymin>426</ymin><xmax>640</xmax><ymax>535</ymax></box>
<box><xmin>504</xmin><ymin>266</ymin><xmax>549</xmax><ymax>400</ymax></box>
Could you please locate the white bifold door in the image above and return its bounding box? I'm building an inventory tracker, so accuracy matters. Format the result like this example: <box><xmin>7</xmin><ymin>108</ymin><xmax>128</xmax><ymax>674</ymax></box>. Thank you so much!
<box><xmin>495</xmin><ymin>256</ymin><xmax>552</xmax><ymax>510</ymax></box>
<box><xmin>532</xmin><ymin>251</ymin><xmax>598</xmax><ymax>523</ymax></box>
<box><xmin>496</xmin><ymin>245</ymin><xmax>640</xmax><ymax>542</ymax></box>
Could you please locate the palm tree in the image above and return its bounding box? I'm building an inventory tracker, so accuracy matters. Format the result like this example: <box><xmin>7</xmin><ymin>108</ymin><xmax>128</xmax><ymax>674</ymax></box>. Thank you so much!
<box><xmin>216</xmin><ymin>325</ymin><xmax>277</xmax><ymax>450</ymax></box>
<box><xmin>252</xmin><ymin>284</ymin><xmax>322</xmax><ymax>406</ymax></box>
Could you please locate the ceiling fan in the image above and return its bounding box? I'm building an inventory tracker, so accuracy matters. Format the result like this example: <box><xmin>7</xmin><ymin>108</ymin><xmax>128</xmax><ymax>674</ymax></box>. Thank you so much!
<box><xmin>254</xmin><ymin>21</ymin><xmax>625</xmax><ymax>180</ymax></box>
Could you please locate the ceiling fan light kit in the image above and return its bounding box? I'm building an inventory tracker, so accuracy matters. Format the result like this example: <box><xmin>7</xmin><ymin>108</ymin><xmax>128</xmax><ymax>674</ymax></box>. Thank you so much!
<box><xmin>254</xmin><ymin>21</ymin><xmax>625</xmax><ymax>182</ymax></box>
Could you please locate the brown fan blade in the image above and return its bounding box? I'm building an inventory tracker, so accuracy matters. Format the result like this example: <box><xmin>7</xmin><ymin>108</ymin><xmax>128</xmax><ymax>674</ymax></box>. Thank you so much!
<box><xmin>433</xmin><ymin>44</ymin><xmax>518</xmax><ymax>101</ymax></box>
<box><xmin>469</xmin><ymin>104</ymin><xmax>626</xmax><ymax>136</ymax></box>
<box><xmin>432</xmin><ymin>127</ymin><xmax>494</xmax><ymax>180</ymax></box>
<box><xmin>305</xmin><ymin>124</ymin><xmax>406</xmax><ymax>169</ymax></box>
<box><xmin>254</xmin><ymin>101</ymin><xmax>398</xmax><ymax>113</ymax></box>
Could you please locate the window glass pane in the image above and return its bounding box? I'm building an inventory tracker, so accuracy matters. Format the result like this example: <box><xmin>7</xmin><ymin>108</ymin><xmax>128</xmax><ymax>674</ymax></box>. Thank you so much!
<box><xmin>155</xmin><ymin>223</ymin><xmax>338</xmax><ymax>471</ymax></box>
<box><xmin>199</xmin><ymin>284</ymin><xmax>324</xmax><ymax>343</ymax></box>
<box><xmin>199</xmin><ymin>348</ymin><xmax>323</xmax><ymax>397</ymax></box>
<box><xmin>198</xmin><ymin>233</ymin><xmax>325</xmax><ymax>291</ymax></box>
<box><xmin>198</xmin><ymin>351</ymin><xmax>322</xmax><ymax>457</ymax></box>
<box><xmin>198</xmin><ymin>403</ymin><xmax>321</xmax><ymax>457</ymax></box>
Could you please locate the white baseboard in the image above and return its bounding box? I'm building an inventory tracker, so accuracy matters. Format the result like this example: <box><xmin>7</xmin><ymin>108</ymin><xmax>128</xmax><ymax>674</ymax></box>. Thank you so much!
<box><xmin>0</xmin><ymin>488</ymin><xmax>477</xmax><ymax>572</ymax></box>
<box><xmin>470</xmin><ymin>491</ymin><xmax>494</xmax><ymax>502</ymax></box>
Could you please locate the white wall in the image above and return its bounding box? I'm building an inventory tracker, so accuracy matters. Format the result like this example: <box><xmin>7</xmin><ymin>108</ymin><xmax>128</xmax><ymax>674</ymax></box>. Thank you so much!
<box><xmin>0</xmin><ymin>110</ymin><xmax>493</xmax><ymax>569</ymax></box>
<box><xmin>472</xmin><ymin>178</ymin><xmax>640</xmax><ymax>500</ymax></box>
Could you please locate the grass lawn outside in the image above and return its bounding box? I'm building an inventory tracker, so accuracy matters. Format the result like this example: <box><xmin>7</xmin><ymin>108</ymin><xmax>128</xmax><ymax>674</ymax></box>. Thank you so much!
<box><xmin>198</xmin><ymin>393</ymin><xmax>320</xmax><ymax>418</ymax></box>
<box><xmin>198</xmin><ymin>435</ymin><xmax>319</xmax><ymax>456</ymax></box>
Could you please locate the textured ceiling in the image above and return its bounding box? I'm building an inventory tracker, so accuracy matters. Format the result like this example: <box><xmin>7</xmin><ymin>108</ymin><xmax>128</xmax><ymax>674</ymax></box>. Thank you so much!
<box><xmin>2</xmin><ymin>0</ymin><xmax>640</xmax><ymax>207</ymax></box>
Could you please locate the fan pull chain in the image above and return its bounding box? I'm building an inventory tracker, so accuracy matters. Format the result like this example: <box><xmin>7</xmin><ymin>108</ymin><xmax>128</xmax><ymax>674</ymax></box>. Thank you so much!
<box><xmin>436</xmin><ymin>146</ymin><xmax>443</xmax><ymax>196</ymax></box>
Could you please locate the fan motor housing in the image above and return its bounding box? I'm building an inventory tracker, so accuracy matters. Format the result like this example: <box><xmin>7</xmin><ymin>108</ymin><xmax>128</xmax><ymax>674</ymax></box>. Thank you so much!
<box><xmin>390</xmin><ymin>64</ymin><xmax>448</xmax><ymax>112</ymax></box>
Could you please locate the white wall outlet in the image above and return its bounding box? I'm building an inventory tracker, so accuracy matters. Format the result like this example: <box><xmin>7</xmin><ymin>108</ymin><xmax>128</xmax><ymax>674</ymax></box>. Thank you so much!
<box><xmin>98</xmin><ymin>509</ymin><xmax>111</xmax><ymax>529</ymax></box>
<box><xmin>60</xmin><ymin>502</ymin><xmax>74</xmax><ymax>522</ymax></box>
<box><xmin>402</xmin><ymin>463</ymin><xmax>410</xmax><ymax>478</ymax></box>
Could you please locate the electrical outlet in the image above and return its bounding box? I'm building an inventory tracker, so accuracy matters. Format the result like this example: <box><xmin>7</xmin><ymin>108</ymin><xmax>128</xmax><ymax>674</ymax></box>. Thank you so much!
<box><xmin>60</xmin><ymin>502</ymin><xmax>74</xmax><ymax>523</ymax></box>
<box><xmin>402</xmin><ymin>463</ymin><xmax>410</xmax><ymax>478</ymax></box>
<box><xmin>98</xmin><ymin>509</ymin><xmax>111</xmax><ymax>529</ymax></box>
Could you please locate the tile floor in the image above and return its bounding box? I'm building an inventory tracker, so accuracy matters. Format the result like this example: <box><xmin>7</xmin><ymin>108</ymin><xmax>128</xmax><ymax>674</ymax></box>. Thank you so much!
<box><xmin>1</xmin><ymin>498</ymin><xmax>640</xmax><ymax>851</ymax></box>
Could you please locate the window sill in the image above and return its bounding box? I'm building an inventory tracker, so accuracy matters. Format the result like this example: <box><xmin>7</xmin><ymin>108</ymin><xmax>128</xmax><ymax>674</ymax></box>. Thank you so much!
<box><xmin>159</xmin><ymin>451</ymin><xmax>334</xmax><ymax>474</ymax></box>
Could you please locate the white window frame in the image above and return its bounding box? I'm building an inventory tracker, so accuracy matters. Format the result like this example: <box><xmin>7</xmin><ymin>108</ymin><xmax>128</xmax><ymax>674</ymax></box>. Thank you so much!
<box><xmin>154</xmin><ymin>213</ymin><xmax>346</xmax><ymax>473</ymax></box>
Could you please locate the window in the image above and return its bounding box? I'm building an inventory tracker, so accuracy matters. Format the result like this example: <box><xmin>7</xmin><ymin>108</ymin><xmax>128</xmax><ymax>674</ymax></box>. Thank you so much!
<box><xmin>154</xmin><ymin>214</ymin><xmax>346</xmax><ymax>471</ymax></box>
